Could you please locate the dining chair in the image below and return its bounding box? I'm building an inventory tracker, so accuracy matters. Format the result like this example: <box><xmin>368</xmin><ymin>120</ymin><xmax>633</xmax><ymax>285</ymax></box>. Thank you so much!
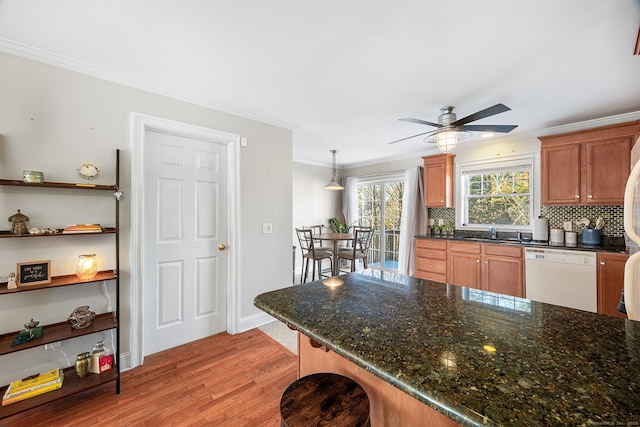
<box><xmin>296</xmin><ymin>228</ymin><xmax>333</xmax><ymax>283</ymax></box>
<box><xmin>305</xmin><ymin>224</ymin><xmax>333</xmax><ymax>253</ymax></box>
<box><xmin>337</xmin><ymin>227</ymin><xmax>374</xmax><ymax>273</ymax></box>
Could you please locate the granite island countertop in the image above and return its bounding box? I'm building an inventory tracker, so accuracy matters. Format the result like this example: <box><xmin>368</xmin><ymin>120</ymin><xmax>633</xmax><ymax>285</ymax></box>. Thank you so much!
<box><xmin>254</xmin><ymin>270</ymin><xmax>640</xmax><ymax>426</ymax></box>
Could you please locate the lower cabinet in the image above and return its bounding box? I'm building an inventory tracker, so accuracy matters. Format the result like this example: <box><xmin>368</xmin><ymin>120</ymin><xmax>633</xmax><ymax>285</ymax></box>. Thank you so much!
<box><xmin>597</xmin><ymin>252</ymin><xmax>628</xmax><ymax>318</ymax></box>
<box><xmin>415</xmin><ymin>239</ymin><xmax>447</xmax><ymax>282</ymax></box>
<box><xmin>448</xmin><ymin>241</ymin><xmax>524</xmax><ymax>297</ymax></box>
<box><xmin>482</xmin><ymin>244</ymin><xmax>524</xmax><ymax>298</ymax></box>
<box><xmin>448</xmin><ymin>242</ymin><xmax>481</xmax><ymax>289</ymax></box>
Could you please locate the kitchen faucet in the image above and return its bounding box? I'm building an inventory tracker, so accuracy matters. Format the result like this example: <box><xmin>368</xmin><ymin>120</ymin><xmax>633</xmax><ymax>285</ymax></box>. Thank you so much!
<box><xmin>490</xmin><ymin>227</ymin><xmax>497</xmax><ymax>240</ymax></box>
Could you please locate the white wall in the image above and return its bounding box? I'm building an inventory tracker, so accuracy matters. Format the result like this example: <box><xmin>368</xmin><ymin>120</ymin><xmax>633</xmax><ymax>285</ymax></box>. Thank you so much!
<box><xmin>0</xmin><ymin>52</ymin><xmax>292</xmax><ymax>381</ymax></box>
<box><xmin>292</xmin><ymin>161</ymin><xmax>341</xmax><ymax>277</ymax></box>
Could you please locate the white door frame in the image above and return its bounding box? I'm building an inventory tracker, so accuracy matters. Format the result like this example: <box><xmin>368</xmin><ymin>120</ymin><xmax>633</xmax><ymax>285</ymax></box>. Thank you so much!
<box><xmin>130</xmin><ymin>113</ymin><xmax>241</xmax><ymax>369</ymax></box>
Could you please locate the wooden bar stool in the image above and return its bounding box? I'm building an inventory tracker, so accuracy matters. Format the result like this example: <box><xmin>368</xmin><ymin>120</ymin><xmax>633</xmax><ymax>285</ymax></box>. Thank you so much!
<box><xmin>280</xmin><ymin>372</ymin><xmax>371</xmax><ymax>427</ymax></box>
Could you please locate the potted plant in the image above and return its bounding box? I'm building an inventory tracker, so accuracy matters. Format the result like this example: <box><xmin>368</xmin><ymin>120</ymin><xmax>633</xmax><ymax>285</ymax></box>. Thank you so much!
<box><xmin>328</xmin><ymin>218</ymin><xmax>349</xmax><ymax>233</ymax></box>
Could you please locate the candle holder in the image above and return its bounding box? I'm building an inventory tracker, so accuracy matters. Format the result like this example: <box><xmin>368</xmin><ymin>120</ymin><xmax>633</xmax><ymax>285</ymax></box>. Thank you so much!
<box><xmin>76</xmin><ymin>254</ymin><xmax>98</xmax><ymax>280</ymax></box>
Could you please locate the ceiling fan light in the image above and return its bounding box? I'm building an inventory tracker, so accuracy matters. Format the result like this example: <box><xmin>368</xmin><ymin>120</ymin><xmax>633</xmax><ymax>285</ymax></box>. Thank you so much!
<box><xmin>424</xmin><ymin>130</ymin><xmax>472</xmax><ymax>153</ymax></box>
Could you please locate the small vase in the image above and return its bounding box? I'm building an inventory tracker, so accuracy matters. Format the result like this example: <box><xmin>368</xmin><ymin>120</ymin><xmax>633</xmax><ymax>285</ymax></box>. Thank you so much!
<box><xmin>75</xmin><ymin>352</ymin><xmax>90</xmax><ymax>378</ymax></box>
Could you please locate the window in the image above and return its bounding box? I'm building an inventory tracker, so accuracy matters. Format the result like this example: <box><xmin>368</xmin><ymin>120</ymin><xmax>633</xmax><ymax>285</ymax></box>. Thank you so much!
<box><xmin>357</xmin><ymin>176</ymin><xmax>404</xmax><ymax>271</ymax></box>
<box><xmin>458</xmin><ymin>155</ymin><xmax>537</xmax><ymax>231</ymax></box>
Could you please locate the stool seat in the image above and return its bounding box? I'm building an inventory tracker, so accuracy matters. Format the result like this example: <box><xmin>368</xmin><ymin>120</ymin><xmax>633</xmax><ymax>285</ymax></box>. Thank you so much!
<box><xmin>280</xmin><ymin>372</ymin><xmax>370</xmax><ymax>427</ymax></box>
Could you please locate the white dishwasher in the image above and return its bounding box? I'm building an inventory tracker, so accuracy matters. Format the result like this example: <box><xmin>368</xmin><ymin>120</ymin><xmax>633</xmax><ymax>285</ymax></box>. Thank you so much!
<box><xmin>524</xmin><ymin>248</ymin><xmax>597</xmax><ymax>312</ymax></box>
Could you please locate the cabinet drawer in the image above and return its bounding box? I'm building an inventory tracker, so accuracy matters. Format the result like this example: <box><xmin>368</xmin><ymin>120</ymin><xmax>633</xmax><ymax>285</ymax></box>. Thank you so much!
<box><xmin>416</xmin><ymin>258</ymin><xmax>447</xmax><ymax>275</ymax></box>
<box><xmin>449</xmin><ymin>241</ymin><xmax>481</xmax><ymax>254</ymax></box>
<box><xmin>416</xmin><ymin>247</ymin><xmax>447</xmax><ymax>261</ymax></box>
<box><xmin>416</xmin><ymin>271</ymin><xmax>446</xmax><ymax>283</ymax></box>
<box><xmin>416</xmin><ymin>238</ymin><xmax>447</xmax><ymax>251</ymax></box>
<box><xmin>484</xmin><ymin>244</ymin><xmax>522</xmax><ymax>258</ymax></box>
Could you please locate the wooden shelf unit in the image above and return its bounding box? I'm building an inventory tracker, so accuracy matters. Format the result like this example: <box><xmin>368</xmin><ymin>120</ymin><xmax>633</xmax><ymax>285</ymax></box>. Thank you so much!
<box><xmin>0</xmin><ymin>150</ymin><xmax>121</xmax><ymax>419</ymax></box>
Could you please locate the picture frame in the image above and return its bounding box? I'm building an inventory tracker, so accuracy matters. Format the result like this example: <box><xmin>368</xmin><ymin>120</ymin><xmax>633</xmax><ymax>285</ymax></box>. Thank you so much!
<box><xmin>17</xmin><ymin>260</ymin><xmax>52</xmax><ymax>286</ymax></box>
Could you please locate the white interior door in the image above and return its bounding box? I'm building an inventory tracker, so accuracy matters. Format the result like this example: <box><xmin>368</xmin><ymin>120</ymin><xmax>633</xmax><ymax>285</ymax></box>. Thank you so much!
<box><xmin>142</xmin><ymin>129</ymin><xmax>228</xmax><ymax>356</ymax></box>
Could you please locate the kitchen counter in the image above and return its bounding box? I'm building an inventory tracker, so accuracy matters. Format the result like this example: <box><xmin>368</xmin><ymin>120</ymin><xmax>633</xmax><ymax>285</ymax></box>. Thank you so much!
<box><xmin>254</xmin><ymin>270</ymin><xmax>640</xmax><ymax>426</ymax></box>
<box><xmin>415</xmin><ymin>234</ymin><xmax>628</xmax><ymax>254</ymax></box>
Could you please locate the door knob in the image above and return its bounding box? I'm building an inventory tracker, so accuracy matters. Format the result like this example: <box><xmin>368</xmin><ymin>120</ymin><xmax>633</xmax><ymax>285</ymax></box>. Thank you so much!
<box><xmin>218</xmin><ymin>244</ymin><xmax>226</xmax><ymax>251</ymax></box>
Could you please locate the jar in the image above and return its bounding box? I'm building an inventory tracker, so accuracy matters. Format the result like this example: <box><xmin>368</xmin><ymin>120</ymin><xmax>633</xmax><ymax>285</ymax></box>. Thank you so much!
<box><xmin>75</xmin><ymin>352</ymin><xmax>90</xmax><ymax>378</ymax></box>
<box><xmin>76</xmin><ymin>254</ymin><xmax>98</xmax><ymax>280</ymax></box>
<box><xmin>90</xmin><ymin>341</ymin><xmax>107</xmax><ymax>374</ymax></box>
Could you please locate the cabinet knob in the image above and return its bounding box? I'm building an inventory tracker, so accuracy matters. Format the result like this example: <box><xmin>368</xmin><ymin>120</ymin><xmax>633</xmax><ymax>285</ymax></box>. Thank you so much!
<box><xmin>587</xmin><ymin>195</ymin><xmax>593</xmax><ymax>199</ymax></box>
<box><xmin>484</xmin><ymin>260</ymin><xmax>489</xmax><ymax>264</ymax></box>
<box><xmin>600</xmin><ymin>261</ymin><xmax>605</xmax><ymax>265</ymax></box>
<box><xmin>575</xmin><ymin>195</ymin><xmax>580</xmax><ymax>199</ymax></box>
<box><xmin>440</xmin><ymin>199</ymin><xmax>444</xmax><ymax>203</ymax></box>
<box><xmin>476</xmin><ymin>259</ymin><xmax>480</xmax><ymax>263</ymax></box>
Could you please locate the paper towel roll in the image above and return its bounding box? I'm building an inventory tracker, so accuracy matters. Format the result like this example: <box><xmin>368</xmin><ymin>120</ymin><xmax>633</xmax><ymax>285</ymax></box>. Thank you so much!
<box><xmin>533</xmin><ymin>218</ymin><xmax>549</xmax><ymax>241</ymax></box>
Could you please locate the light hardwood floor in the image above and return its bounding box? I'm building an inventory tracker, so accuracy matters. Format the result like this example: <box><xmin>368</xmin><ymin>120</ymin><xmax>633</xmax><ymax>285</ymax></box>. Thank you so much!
<box><xmin>2</xmin><ymin>328</ymin><xmax>297</xmax><ymax>427</ymax></box>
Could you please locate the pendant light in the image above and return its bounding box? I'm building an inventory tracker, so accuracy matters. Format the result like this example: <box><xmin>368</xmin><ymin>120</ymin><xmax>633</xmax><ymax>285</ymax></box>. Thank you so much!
<box><xmin>323</xmin><ymin>149</ymin><xmax>344</xmax><ymax>190</ymax></box>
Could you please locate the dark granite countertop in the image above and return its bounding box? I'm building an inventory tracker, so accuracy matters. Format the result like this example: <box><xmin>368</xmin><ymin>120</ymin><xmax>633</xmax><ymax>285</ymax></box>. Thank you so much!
<box><xmin>415</xmin><ymin>234</ymin><xmax>628</xmax><ymax>254</ymax></box>
<box><xmin>254</xmin><ymin>270</ymin><xmax>640</xmax><ymax>426</ymax></box>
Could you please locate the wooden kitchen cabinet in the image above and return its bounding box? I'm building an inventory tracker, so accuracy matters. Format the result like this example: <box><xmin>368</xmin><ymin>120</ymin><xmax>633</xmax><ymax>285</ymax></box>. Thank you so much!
<box><xmin>448</xmin><ymin>241</ymin><xmax>481</xmax><ymax>289</ymax></box>
<box><xmin>415</xmin><ymin>238</ymin><xmax>447</xmax><ymax>282</ymax></box>
<box><xmin>448</xmin><ymin>241</ymin><xmax>523</xmax><ymax>297</ymax></box>
<box><xmin>597</xmin><ymin>252</ymin><xmax>628</xmax><ymax>318</ymax></box>
<box><xmin>422</xmin><ymin>154</ymin><xmax>455</xmax><ymax>208</ymax></box>
<box><xmin>482</xmin><ymin>244</ymin><xmax>524</xmax><ymax>298</ymax></box>
<box><xmin>539</xmin><ymin>121</ymin><xmax>639</xmax><ymax>206</ymax></box>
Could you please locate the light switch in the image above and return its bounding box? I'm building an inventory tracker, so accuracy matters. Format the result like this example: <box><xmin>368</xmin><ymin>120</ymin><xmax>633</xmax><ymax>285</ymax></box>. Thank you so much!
<box><xmin>262</xmin><ymin>223</ymin><xmax>273</xmax><ymax>234</ymax></box>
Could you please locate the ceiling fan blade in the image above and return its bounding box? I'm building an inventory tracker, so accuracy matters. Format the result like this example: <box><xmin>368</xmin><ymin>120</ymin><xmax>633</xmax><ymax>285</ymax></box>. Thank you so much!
<box><xmin>388</xmin><ymin>130</ymin><xmax>437</xmax><ymax>144</ymax></box>
<box><xmin>399</xmin><ymin>118</ymin><xmax>441</xmax><ymax>127</ymax></box>
<box><xmin>459</xmin><ymin>124</ymin><xmax>518</xmax><ymax>133</ymax></box>
<box><xmin>451</xmin><ymin>103</ymin><xmax>511</xmax><ymax>127</ymax></box>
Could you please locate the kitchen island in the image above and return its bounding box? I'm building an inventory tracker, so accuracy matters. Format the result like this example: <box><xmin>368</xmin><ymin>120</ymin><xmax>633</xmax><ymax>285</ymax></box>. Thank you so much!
<box><xmin>254</xmin><ymin>270</ymin><xmax>640</xmax><ymax>426</ymax></box>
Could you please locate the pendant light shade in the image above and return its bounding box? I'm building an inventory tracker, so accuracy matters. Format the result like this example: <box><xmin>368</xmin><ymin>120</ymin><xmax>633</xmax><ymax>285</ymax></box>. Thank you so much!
<box><xmin>323</xmin><ymin>149</ymin><xmax>344</xmax><ymax>190</ymax></box>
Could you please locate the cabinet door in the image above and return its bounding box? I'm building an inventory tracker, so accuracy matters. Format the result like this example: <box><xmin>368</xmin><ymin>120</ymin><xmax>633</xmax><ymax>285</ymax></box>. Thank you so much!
<box><xmin>448</xmin><ymin>252</ymin><xmax>481</xmax><ymax>289</ymax></box>
<box><xmin>582</xmin><ymin>137</ymin><xmax>631</xmax><ymax>205</ymax></box>
<box><xmin>541</xmin><ymin>144</ymin><xmax>581</xmax><ymax>205</ymax></box>
<box><xmin>597</xmin><ymin>252</ymin><xmax>628</xmax><ymax>318</ymax></box>
<box><xmin>423</xmin><ymin>154</ymin><xmax>454</xmax><ymax>208</ymax></box>
<box><xmin>482</xmin><ymin>255</ymin><xmax>524</xmax><ymax>298</ymax></box>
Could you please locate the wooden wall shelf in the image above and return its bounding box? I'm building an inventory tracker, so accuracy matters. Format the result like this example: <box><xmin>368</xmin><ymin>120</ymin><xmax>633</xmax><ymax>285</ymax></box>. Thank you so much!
<box><xmin>0</xmin><ymin>179</ymin><xmax>117</xmax><ymax>191</ymax></box>
<box><xmin>0</xmin><ymin>228</ymin><xmax>117</xmax><ymax>239</ymax></box>
<box><xmin>0</xmin><ymin>312</ymin><xmax>117</xmax><ymax>356</ymax></box>
<box><xmin>0</xmin><ymin>367</ymin><xmax>117</xmax><ymax>419</ymax></box>
<box><xmin>0</xmin><ymin>271</ymin><xmax>117</xmax><ymax>295</ymax></box>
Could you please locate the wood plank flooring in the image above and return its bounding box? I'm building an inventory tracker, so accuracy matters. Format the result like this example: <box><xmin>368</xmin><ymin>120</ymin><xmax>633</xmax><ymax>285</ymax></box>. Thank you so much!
<box><xmin>1</xmin><ymin>328</ymin><xmax>297</xmax><ymax>427</ymax></box>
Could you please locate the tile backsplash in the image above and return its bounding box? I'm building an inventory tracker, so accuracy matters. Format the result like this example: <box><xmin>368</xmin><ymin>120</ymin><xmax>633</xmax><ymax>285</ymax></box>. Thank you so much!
<box><xmin>428</xmin><ymin>205</ymin><xmax>623</xmax><ymax>237</ymax></box>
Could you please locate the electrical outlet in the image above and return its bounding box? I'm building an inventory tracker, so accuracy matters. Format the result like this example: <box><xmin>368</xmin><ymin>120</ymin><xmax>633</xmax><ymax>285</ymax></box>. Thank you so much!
<box><xmin>262</xmin><ymin>223</ymin><xmax>273</xmax><ymax>234</ymax></box>
<box><xmin>44</xmin><ymin>341</ymin><xmax>61</xmax><ymax>350</ymax></box>
<box><xmin>438</xmin><ymin>219</ymin><xmax>444</xmax><ymax>226</ymax></box>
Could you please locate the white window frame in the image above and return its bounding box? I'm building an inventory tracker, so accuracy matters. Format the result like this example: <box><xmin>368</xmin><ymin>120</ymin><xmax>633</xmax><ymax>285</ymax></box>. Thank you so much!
<box><xmin>455</xmin><ymin>152</ymin><xmax>540</xmax><ymax>232</ymax></box>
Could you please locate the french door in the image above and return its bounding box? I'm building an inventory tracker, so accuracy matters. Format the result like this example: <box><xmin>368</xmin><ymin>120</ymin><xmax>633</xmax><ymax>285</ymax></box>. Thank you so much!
<box><xmin>357</xmin><ymin>177</ymin><xmax>404</xmax><ymax>271</ymax></box>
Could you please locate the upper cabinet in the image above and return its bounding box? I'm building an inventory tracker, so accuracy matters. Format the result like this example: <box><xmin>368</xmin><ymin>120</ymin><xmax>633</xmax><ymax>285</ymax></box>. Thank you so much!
<box><xmin>422</xmin><ymin>154</ymin><xmax>455</xmax><ymax>208</ymax></box>
<box><xmin>539</xmin><ymin>121</ymin><xmax>640</xmax><ymax>206</ymax></box>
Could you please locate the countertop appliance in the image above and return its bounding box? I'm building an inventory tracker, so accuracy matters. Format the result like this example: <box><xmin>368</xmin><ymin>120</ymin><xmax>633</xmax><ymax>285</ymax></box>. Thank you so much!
<box><xmin>525</xmin><ymin>248</ymin><xmax>597</xmax><ymax>312</ymax></box>
<box><xmin>623</xmin><ymin>154</ymin><xmax>640</xmax><ymax>320</ymax></box>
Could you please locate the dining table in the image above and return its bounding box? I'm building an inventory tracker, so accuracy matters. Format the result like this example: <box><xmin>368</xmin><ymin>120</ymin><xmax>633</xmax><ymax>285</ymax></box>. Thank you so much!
<box><xmin>315</xmin><ymin>233</ymin><xmax>355</xmax><ymax>276</ymax></box>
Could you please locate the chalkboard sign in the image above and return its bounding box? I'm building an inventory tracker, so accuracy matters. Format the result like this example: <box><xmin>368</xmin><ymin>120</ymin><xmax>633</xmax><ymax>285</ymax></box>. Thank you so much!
<box><xmin>17</xmin><ymin>260</ymin><xmax>51</xmax><ymax>286</ymax></box>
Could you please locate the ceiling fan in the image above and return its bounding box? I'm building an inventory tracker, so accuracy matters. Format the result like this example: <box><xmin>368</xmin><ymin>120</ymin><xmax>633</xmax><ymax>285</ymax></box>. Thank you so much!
<box><xmin>390</xmin><ymin>103</ymin><xmax>518</xmax><ymax>153</ymax></box>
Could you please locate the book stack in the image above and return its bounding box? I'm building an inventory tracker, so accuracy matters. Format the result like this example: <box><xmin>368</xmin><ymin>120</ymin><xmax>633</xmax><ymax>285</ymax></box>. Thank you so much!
<box><xmin>2</xmin><ymin>368</ymin><xmax>64</xmax><ymax>406</ymax></box>
<box><xmin>62</xmin><ymin>224</ymin><xmax>102</xmax><ymax>234</ymax></box>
